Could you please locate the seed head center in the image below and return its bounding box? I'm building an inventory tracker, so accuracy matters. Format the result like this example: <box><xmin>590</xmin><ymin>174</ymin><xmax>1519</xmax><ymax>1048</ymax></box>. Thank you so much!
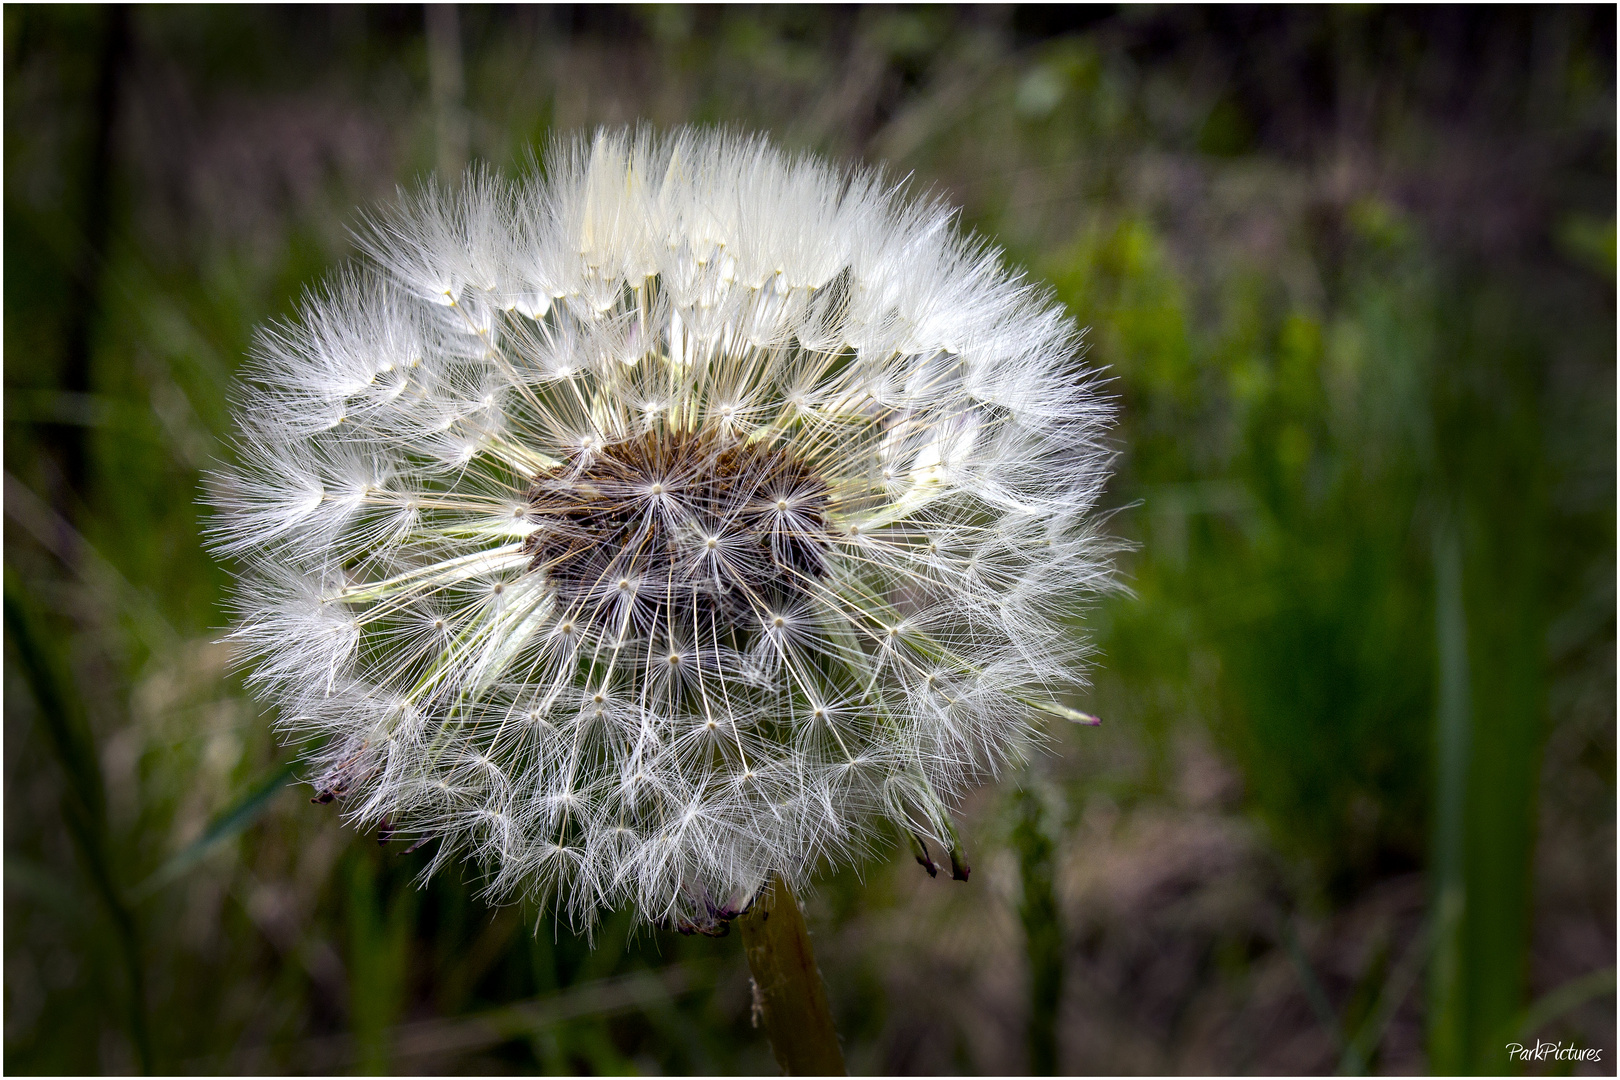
<box><xmin>523</xmin><ymin>432</ymin><xmax>832</xmax><ymax>629</ymax></box>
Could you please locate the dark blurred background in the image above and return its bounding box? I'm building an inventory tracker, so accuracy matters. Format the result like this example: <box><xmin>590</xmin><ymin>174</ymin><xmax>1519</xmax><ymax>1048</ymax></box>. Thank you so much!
<box><xmin>4</xmin><ymin>5</ymin><xmax>1614</xmax><ymax>1075</ymax></box>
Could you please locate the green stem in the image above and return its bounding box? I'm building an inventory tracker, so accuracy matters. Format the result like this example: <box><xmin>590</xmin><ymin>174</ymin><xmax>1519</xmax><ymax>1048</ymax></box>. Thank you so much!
<box><xmin>736</xmin><ymin>875</ymin><xmax>846</xmax><ymax>1076</ymax></box>
<box><xmin>1013</xmin><ymin>786</ymin><xmax>1061</xmax><ymax>1075</ymax></box>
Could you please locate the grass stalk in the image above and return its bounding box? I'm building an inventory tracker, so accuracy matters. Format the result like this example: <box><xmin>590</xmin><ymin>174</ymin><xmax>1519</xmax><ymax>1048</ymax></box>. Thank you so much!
<box><xmin>348</xmin><ymin>854</ymin><xmax>416</xmax><ymax>1075</ymax></box>
<box><xmin>1427</xmin><ymin>287</ymin><xmax>1549</xmax><ymax>1072</ymax></box>
<box><xmin>4</xmin><ymin>577</ymin><xmax>153</xmax><ymax>1072</ymax></box>
<box><xmin>1426</xmin><ymin>517</ymin><xmax>1471</xmax><ymax>1074</ymax></box>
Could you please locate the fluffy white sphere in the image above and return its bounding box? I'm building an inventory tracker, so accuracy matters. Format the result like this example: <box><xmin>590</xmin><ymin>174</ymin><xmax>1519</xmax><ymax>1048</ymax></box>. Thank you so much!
<box><xmin>210</xmin><ymin>128</ymin><xmax>1114</xmax><ymax>931</ymax></box>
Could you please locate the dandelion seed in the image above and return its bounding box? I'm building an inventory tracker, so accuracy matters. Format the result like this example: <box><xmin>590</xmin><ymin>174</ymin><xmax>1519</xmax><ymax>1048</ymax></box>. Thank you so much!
<box><xmin>208</xmin><ymin>127</ymin><xmax>1115</xmax><ymax>931</ymax></box>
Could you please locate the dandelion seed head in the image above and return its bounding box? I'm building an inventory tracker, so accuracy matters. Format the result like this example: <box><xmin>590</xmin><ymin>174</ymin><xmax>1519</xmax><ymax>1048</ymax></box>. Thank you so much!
<box><xmin>209</xmin><ymin>127</ymin><xmax>1115</xmax><ymax>931</ymax></box>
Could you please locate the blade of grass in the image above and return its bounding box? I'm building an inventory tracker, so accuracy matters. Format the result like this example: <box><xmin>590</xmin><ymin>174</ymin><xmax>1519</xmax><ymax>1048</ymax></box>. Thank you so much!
<box><xmin>1339</xmin><ymin>919</ymin><xmax>1433</xmax><ymax>1074</ymax></box>
<box><xmin>1426</xmin><ymin>517</ymin><xmax>1470</xmax><ymax>1075</ymax></box>
<box><xmin>1456</xmin><ymin>305</ymin><xmax>1548</xmax><ymax>1073</ymax></box>
<box><xmin>131</xmin><ymin>760</ymin><xmax>297</xmax><ymax>900</ymax></box>
<box><xmin>4</xmin><ymin>574</ymin><xmax>153</xmax><ymax>1072</ymax></box>
<box><xmin>1280</xmin><ymin>916</ymin><xmax>1347</xmax><ymax>1057</ymax></box>
<box><xmin>348</xmin><ymin>852</ymin><xmax>416</xmax><ymax>1075</ymax></box>
<box><xmin>4</xmin><ymin>853</ymin><xmax>91</xmax><ymax>919</ymax></box>
<box><xmin>216</xmin><ymin>961</ymin><xmax>715</xmax><ymax>1073</ymax></box>
<box><xmin>1499</xmin><ymin>967</ymin><xmax>1616</xmax><ymax>1047</ymax></box>
<box><xmin>4</xmin><ymin>471</ymin><xmax>179</xmax><ymax>655</ymax></box>
<box><xmin>1426</xmin><ymin>284</ymin><xmax>1549</xmax><ymax>1074</ymax></box>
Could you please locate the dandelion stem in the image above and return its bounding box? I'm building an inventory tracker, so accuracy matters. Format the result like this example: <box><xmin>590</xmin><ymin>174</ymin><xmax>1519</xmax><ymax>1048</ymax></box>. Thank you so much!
<box><xmin>1013</xmin><ymin>785</ymin><xmax>1061</xmax><ymax>1075</ymax></box>
<box><xmin>737</xmin><ymin>874</ymin><xmax>846</xmax><ymax>1076</ymax></box>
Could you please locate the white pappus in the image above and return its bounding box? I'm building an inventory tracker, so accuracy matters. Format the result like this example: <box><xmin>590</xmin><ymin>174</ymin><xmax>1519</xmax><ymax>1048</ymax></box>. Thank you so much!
<box><xmin>209</xmin><ymin>127</ymin><xmax>1115</xmax><ymax>933</ymax></box>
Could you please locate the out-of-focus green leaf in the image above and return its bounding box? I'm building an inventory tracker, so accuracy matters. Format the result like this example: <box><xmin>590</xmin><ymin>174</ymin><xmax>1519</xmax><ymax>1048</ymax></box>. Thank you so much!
<box><xmin>4</xmin><ymin>574</ymin><xmax>154</xmax><ymax>1072</ymax></box>
<box><xmin>1502</xmin><ymin>967</ymin><xmax>1616</xmax><ymax>1046</ymax></box>
<box><xmin>132</xmin><ymin>760</ymin><xmax>297</xmax><ymax>900</ymax></box>
<box><xmin>1555</xmin><ymin>214</ymin><xmax>1616</xmax><ymax>282</ymax></box>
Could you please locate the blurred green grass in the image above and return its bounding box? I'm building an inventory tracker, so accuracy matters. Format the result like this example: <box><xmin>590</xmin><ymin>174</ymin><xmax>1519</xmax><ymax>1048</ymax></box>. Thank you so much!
<box><xmin>5</xmin><ymin>6</ymin><xmax>1613</xmax><ymax>1075</ymax></box>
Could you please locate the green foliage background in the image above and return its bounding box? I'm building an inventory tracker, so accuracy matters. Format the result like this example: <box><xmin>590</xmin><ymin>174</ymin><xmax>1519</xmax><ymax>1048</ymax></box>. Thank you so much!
<box><xmin>5</xmin><ymin>6</ymin><xmax>1613</xmax><ymax>1075</ymax></box>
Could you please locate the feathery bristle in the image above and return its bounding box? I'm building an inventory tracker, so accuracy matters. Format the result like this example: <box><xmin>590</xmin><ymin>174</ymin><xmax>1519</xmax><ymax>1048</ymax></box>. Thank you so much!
<box><xmin>208</xmin><ymin>127</ymin><xmax>1116</xmax><ymax>931</ymax></box>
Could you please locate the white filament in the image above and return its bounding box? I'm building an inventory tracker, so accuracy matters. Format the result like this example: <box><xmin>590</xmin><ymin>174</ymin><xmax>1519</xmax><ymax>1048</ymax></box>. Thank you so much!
<box><xmin>209</xmin><ymin>127</ymin><xmax>1115</xmax><ymax>930</ymax></box>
